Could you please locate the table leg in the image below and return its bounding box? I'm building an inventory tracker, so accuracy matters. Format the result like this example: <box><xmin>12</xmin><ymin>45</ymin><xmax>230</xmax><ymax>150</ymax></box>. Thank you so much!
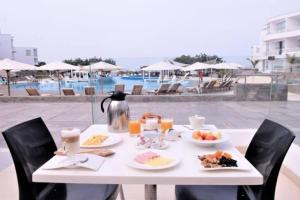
<box><xmin>145</xmin><ymin>184</ymin><xmax>157</xmax><ymax>200</ymax></box>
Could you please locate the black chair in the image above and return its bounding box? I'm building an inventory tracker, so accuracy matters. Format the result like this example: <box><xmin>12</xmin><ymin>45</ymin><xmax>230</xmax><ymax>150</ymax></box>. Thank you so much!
<box><xmin>2</xmin><ymin>117</ymin><xmax>120</xmax><ymax>200</ymax></box>
<box><xmin>176</xmin><ymin>119</ymin><xmax>295</xmax><ymax>200</ymax></box>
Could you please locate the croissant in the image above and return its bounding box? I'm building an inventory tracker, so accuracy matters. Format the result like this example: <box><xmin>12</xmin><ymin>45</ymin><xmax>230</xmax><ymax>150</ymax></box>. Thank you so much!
<box><xmin>140</xmin><ymin>112</ymin><xmax>161</xmax><ymax>123</ymax></box>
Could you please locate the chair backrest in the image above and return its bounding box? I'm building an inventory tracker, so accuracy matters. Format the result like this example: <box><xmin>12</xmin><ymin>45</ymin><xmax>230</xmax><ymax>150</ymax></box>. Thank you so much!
<box><xmin>131</xmin><ymin>85</ymin><xmax>143</xmax><ymax>95</ymax></box>
<box><xmin>62</xmin><ymin>88</ymin><xmax>75</xmax><ymax>96</ymax></box>
<box><xmin>168</xmin><ymin>83</ymin><xmax>181</xmax><ymax>93</ymax></box>
<box><xmin>26</xmin><ymin>88</ymin><xmax>40</xmax><ymax>96</ymax></box>
<box><xmin>223</xmin><ymin>80</ymin><xmax>233</xmax><ymax>87</ymax></box>
<box><xmin>238</xmin><ymin>119</ymin><xmax>295</xmax><ymax>200</ymax></box>
<box><xmin>157</xmin><ymin>83</ymin><xmax>171</xmax><ymax>94</ymax></box>
<box><xmin>115</xmin><ymin>84</ymin><xmax>125</xmax><ymax>93</ymax></box>
<box><xmin>2</xmin><ymin>118</ymin><xmax>66</xmax><ymax>200</ymax></box>
<box><xmin>85</xmin><ymin>86</ymin><xmax>96</xmax><ymax>95</ymax></box>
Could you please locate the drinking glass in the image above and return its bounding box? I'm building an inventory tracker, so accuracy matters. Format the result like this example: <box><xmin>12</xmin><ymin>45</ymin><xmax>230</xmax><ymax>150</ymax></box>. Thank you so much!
<box><xmin>159</xmin><ymin>118</ymin><xmax>173</xmax><ymax>134</ymax></box>
<box><xmin>61</xmin><ymin>128</ymin><xmax>80</xmax><ymax>158</ymax></box>
<box><xmin>128</xmin><ymin>119</ymin><xmax>141</xmax><ymax>136</ymax></box>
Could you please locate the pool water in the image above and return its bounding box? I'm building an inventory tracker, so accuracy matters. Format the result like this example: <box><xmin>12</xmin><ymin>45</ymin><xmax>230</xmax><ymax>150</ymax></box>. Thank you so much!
<box><xmin>12</xmin><ymin>76</ymin><xmax>193</xmax><ymax>93</ymax></box>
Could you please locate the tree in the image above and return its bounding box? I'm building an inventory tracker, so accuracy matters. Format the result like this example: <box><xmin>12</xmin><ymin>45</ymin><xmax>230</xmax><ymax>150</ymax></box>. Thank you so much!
<box><xmin>247</xmin><ymin>58</ymin><xmax>260</xmax><ymax>73</ymax></box>
<box><xmin>286</xmin><ymin>54</ymin><xmax>296</xmax><ymax>73</ymax></box>
<box><xmin>174</xmin><ymin>53</ymin><xmax>223</xmax><ymax>64</ymax></box>
<box><xmin>64</xmin><ymin>57</ymin><xmax>116</xmax><ymax>66</ymax></box>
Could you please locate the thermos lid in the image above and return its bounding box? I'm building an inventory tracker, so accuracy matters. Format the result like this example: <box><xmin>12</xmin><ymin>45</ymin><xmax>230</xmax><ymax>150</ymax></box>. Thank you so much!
<box><xmin>110</xmin><ymin>91</ymin><xmax>127</xmax><ymax>101</ymax></box>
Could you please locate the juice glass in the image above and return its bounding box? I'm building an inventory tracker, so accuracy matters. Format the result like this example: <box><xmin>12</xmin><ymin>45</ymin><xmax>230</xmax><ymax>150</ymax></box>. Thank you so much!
<box><xmin>160</xmin><ymin>118</ymin><xmax>173</xmax><ymax>133</ymax></box>
<box><xmin>128</xmin><ymin>120</ymin><xmax>141</xmax><ymax>136</ymax></box>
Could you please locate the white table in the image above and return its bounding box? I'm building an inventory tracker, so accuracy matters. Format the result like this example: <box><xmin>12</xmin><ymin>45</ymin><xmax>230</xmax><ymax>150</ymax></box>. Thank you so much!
<box><xmin>33</xmin><ymin>125</ymin><xmax>263</xmax><ymax>199</ymax></box>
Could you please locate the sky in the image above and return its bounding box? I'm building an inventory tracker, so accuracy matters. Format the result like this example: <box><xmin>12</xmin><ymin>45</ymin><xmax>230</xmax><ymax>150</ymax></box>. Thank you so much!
<box><xmin>0</xmin><ymin>0</ymin><xmax>299</xmax><ymax>69</ymax></box>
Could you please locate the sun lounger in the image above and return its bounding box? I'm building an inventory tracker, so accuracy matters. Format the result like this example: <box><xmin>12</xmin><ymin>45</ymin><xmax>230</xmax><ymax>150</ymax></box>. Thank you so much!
<box><xmin>131</xmin><ymin>85</ymin><xmax>143</xmax><ymax>95</ymax></box>
<box><xmin>26</xmin><ymin>88</ymin><xmax>51</xmax><ymax>96</ymax></box>
<box><xmin>62</xmin><ymin>88</ymin><xmax>80</xmax><ymax>96</ymax></box>
<box><xmin>168</xmin><ymin>83</ymin><xmax>182</xmax><ymax>94</ymax></box>
<box><xmin>202</xmin><ymin>80</ymin><xmax>217</xmax><ymax>93</ymax></box>
<box><xmin>85</xmin><ymin>86</ymin><xmax>96</xmax><ymax>95</ymax></box>
<box><xmin>222</xmin><ymin>80</ymin><xmax>233</xmax><ymax>90</ymax></box>
<box><xmin>115</xmin><ymin>84</ymin><xmax>125</xmax><ymax>93</ymax></box>
<box><xmin>147</xmin><ymin>83</ymin><xmax>171</xmax><ymax>95</ymax></box>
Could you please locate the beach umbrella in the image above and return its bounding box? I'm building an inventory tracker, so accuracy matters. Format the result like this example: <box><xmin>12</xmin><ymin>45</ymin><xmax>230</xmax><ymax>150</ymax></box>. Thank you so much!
<box><xmin>82</xmin><ymin>61</ymin><xmax>123</xmax><ymax>71</ymax></box>
<box><xmin>142</xmin><ymin>61</ymin><xmax>182</xmax><ymax>71</ymax></box>
<box><xmin>142</xmin><ymin>61</ymin><xmax>183</xmax><ymax>82</ymax></box>
<box><xmin>39</xmin><ymin>62</ymin><xmax>79</xmax><ymax>95</ymax></box>
<box><xmin>0</xmin><ymin>58</ymin><xmax>37</xmax><ymax>96</ymax></box>
<box><xmin>182</xmin><ymin>62</ymin><xmax>211</xmax><ymax>71</ymax></box>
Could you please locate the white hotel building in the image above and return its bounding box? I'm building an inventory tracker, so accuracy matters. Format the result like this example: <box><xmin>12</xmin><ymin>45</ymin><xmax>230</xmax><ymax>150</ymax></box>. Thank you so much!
<box><xmin>0</xmin><ymin>32</ymin><xmax>38</xmax><ymax>65</ymax></box>
<box><xmin>252</xmin><ymin>11</ymin><xmax>300</xmax><ymax>73</ymax></box>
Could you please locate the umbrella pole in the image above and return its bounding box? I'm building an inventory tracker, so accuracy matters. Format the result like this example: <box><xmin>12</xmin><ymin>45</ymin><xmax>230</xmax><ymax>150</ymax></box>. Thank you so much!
<box><xmin>210</xmin><ymin>68</ymin><xmax>212</xmax><ymax>80</ymax></box>
<box><xmin>57</xmin><ymin>70</ymin><xmax>61</xmax><ymax>95</ymax></box>
<box><xmin>6</xmin><ymin>70</ymin><xmax>11</xmax><ymax>96</ymax></box>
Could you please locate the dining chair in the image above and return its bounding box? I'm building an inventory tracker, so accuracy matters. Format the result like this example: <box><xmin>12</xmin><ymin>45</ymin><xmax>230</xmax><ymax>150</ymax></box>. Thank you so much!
<box><xmin>175</xmin><ymin>119</ymin><xmax>295</xmax><ymax>200</ymax></box>
<box><xmin>2</xmin><ymin>117</ymin><xmax>120</xmax><ymax>200</ymax></box>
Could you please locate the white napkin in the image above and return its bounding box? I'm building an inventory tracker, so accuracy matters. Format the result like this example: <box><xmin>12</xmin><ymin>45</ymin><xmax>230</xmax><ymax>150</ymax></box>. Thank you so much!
<box><xmin>42</xmin><ymin>154</ymin><xmax>105</xmax><ymax>171</ymax></box>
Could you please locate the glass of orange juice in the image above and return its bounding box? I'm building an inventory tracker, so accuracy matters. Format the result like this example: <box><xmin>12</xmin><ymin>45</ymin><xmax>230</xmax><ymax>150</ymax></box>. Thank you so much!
<box><xmin>128</xmin><ymin>119</ymin><xmax>141</xmax><ymax>136</ymax></box>
<box><xmin>160</xmin><ymin>118</ymin><xmax>173</xmax><ymax>134</ymax></box>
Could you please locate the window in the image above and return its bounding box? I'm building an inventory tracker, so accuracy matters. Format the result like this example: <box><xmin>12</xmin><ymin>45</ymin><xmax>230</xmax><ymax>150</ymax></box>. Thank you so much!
<box><xmin>276</xmin><ymin>21</ymin><xmax>285</xmax><ymax>33</ymax></box>
<box><xmin>26</xmin><ymin>49</ymin><xmax>31</xmax><ymax>56</ymax></box>
<box><xmin>267</xmin><ymin>23</ymin><xmax>270</xmax><ymax>34</ymax></box>
<box><xmin>33</xmin><ymin>49</ymin><xmax>37</xmax><ymax>56</ymax></box>
<box><xmin>276</xmin><ymin>41</ymin><xmax>285</xmax><ymax>54</ymax></box>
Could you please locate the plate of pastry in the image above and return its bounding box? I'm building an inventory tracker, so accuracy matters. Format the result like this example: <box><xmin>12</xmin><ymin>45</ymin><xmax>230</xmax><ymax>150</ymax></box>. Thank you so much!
<box><xmin>198</xmin><ymin>151</ymin><xmax>251</xmax><ymax>171</ymax></box>
<box><xmin>183</xmin><ymin>130</ymin><xmax>230</xmax><ymax>147</ymax></box>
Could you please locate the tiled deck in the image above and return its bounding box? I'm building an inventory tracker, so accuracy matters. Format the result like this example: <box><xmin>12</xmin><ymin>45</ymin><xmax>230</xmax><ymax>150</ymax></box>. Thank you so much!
<box><xmin>0</xmin><ymin>101</ymin><xmax>300</xmax><ymax>199</ymax></box>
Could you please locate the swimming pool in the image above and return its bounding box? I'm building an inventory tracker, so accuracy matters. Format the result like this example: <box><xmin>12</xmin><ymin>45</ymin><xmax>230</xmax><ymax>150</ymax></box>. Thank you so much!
<box><xmin>11</xmin><ymin>76</ymin><xmax>193</xmax><ymax>93</ymax></box>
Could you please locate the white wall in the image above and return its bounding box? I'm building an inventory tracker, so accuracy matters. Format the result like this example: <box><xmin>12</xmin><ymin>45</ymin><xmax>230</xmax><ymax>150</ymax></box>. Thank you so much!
<box><xmin>0</xmin><ymin>34</ymin><xmax>14</xmax><ymax>60</ymax></box>
<box><xmin>14</xmin><ymin>47</ymin><xmax>38</xmax><ymax>65</ymax></box>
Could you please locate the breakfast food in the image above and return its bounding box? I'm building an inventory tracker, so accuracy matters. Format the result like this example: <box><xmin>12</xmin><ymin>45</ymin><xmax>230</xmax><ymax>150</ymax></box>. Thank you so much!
<box><xmin>198</xmin><ymin>151</ymin><xmax>237</xmax><ymax>168</ymax></box>
<box><xmin>140</xmin><ymin>112</ymin><xmax>161</xmax><ymax>124</ymax></box>
<box><xmin>192</xmin><ymin>130</ymin><xmax>221</xmax><ymax>141</ymax></box>
<box><xmin>134</xmin><ymin>151</ymin><xmax>173</xmax><ymax>167</ymax></box>
<box><xmin>83</xmin><ymin>134</ymin><xmax>108</xmax><ymax>146</ymax></box>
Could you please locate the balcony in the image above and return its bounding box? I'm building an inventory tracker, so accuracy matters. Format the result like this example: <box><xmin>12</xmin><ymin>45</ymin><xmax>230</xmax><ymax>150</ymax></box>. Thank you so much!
<box><xmin>264</xmin><ymin>29</ymin><xmax>300</xmax><ymax>41</ymax></box>
<box><xmin>265</xmin><ymin>47</ymin><xmax>300</xmax><ymax>57</ymax></box>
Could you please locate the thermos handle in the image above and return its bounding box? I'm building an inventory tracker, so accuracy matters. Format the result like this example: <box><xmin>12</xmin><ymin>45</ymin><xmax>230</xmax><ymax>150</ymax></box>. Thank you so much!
<box><xmin>100</xmin><ymin>96</ymin><xmax>111</xmax><ymax>113</ymax></box>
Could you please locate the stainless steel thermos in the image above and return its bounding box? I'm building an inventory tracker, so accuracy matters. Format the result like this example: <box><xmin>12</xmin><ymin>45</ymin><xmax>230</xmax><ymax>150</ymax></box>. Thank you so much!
<box><xmin>100</xmin><ymin>92</ymin><xmax>130</xmax><ymax>133</ymax></box>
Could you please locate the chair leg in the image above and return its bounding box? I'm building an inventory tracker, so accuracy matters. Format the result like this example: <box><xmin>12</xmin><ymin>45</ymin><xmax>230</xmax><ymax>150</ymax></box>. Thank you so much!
<box><xmin>119</xmin><ymin>185</ymin><xmax>125</xmax><ymax>200</ymax></box>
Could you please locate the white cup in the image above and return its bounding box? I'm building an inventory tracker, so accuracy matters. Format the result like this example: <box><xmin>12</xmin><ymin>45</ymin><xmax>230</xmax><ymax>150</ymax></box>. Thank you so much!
<box><xmin>189</xmin><ymin>116</ymin><xmax>206</xmax><ymax>130</ymax></box>
<box><xmin>61</xmin><ymin>128</ymin><xmax>80</xmax><ymax>156</ymax></box>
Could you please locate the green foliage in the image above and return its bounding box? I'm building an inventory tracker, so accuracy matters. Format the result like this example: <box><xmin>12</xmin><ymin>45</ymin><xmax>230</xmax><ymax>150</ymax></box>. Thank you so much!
<box><xmin>286</xmin><ymin>54</ymin><xmax>296</xmax><ymax>72</ymax></box>
<box><xmin>64</xmin><ymin>57</ymin><xmax>116</xmax><ymax>66</ymax></box>
<box><xmin>247</xmin><ymin>58</ymin><xmax>259</xmax><ymax>72</ymax></box>
<box><xmin>35</xmin><ymin>61</ymin><xmax>46</xmax><ymax>67</ymax></box>
<box><xmin>174</xmin><ymin>54</ymin><xmax>223</xmax><ymax>64</ymax></box>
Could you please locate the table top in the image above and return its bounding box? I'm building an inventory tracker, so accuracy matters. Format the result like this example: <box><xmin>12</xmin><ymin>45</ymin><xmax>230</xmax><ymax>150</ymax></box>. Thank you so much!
<box><xmin>33</xmin><ymin>125</ymin><xmax>263</xmax><ymax>185</ymax></box>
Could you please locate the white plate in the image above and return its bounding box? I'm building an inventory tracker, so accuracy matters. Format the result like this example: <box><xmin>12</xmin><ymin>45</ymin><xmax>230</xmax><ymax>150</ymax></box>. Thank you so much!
<box><xmin>80</xmin><ymin>133</ymin><xmax>123</xmax><ymax>148</ymax></box>
<box><xmin>182</xmin><ymin>131</ymin><xmax>230</xmax><ymax>147</ymax></box>
<box><xmin>198</xmin><ymin>153</ymin><xmax>251</xmax><ymax>171</ymax></box>
<box><xmin>126</xmin><ymin>150</ymin><xmax>181</xmax><ymax>170</ymax></box>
